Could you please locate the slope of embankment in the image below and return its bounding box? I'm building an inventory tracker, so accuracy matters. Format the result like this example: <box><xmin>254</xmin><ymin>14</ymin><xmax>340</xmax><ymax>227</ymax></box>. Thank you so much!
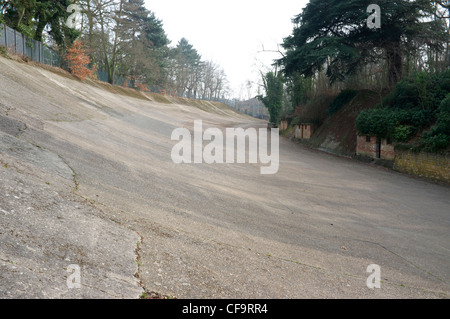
<box><xmin>0</xmin><ymin>55</ymin><xmax>249</xmax><ymax>298</ymax></box>
<box><xmin>298</xmin><ymin>90</ymin><xmax>381</xmax><ymax>157</ymax></box>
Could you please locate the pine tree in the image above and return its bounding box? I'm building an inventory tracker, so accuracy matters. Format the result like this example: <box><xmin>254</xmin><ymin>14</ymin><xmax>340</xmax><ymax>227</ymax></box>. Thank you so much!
<box><xmin>117</xmin><ymin>0</ymin><xmax>169</xmax><ymax>87</ymax></box>
<box><xmin>257</xmin><ymin>71</ymin><xmax>284</xmax><ymax>125</ymax></box>
<box><xmin>278</xmin><ymin>0</ymin><xmax>448</xmax><ymax>88</ymax></box>
<box><xmin>170</xmin><ymin>38</ymin><xmax>202</xmax><ymax>97</ymax></box>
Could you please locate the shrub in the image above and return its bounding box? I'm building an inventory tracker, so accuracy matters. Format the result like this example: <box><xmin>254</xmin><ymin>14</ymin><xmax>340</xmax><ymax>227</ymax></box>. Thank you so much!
<box><xmin>0</xmin><ymin>46</ymin><xmax>7</xmax><ymax>57</ymax></box>
<box><xmin>421</xmin><ymin>94</ymin><xmax>450</xmax><ymax>152</ymax></box>
<box><xmin>64</xmin><ymin>40</ymin><xmax>94</xmax><ymax>80</ymax></box>
<box><xmin>357</xmin><ymin>71</ymin><xmax>450</xmax><ymax>150</ymax></box>
<box><xmin>356</xmin><ymin>108</ymin><xmax>395</xmax><ymax>138</ymax></box>
<box><xmin>357</xmin><ymin>108</ymin><xmax>434</xmax><ymax>142</ymax></box>
<box><xmin>436</xmin><ymin>94</ymin><xmax>450</xmax><ymax>135</ymax></box>
<box><xmin>381</xmin><ymin>70</ymin><xmax>450</xmax><ymax>111</ymax></box>
<box><xmin>392</xmin><ymin>109</ymin><xmax>434</xmax><ymax>130</ymax></box>
<box><xmin>388</xmin><ymin>78</ymin><xmax>419</xmax><ymax>109</ymax></box>
<box><xmin>392</xmin><ymin>125</ymin><xmax>416</xmax><ymax>142</ymax></box>
<box><xmin>422</xmin><ymin>133</ymin><xmax>449</xmax><ymax>153</ymax></box>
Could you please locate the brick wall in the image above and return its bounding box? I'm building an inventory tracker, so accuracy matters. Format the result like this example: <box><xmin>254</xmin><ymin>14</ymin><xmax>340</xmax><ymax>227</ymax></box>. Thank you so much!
<box><xmin>356</xmin><ymin>135</ymin><xmax>378</xmax><ymax>158</ymax></box>
<box><xmin>294</xmin><ymin>125</ymin><xmax>301</xmax><ymax>139</ymax></box>
<box><xmin>302</xmin><ymin>124</ymin><xmax>314</xmax><ymax>139</ymax></box>
<box><xmin>381</xmin><ymin>140</ymin><xmax>395</xmax><ymax>161</ymax></box>
<box><xmin>394</xmin><ymin>151</ymin><xmax>450</xmax><ymax>183</ymax></box>
<box><xmin>294</xmin><ymin>124</ymin><xmax>315</xmax><ymax>140</ymax></box>
<box><xmin>356</xmin><ymin>135</ymin><xmax>394</xmax><ymax>160</ymax></box>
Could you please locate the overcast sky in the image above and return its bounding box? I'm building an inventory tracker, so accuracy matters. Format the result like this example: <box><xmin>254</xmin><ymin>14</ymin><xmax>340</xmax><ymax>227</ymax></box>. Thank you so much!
<box><xmin>144</xmin><ymin>0</ymin><xmax>308</xmax><ymax>99</ymax></box>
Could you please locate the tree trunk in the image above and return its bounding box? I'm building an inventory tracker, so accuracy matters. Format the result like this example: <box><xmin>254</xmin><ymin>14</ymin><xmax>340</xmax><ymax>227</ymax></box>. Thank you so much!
<box><xmin>34</xmin><ymin>19</ymin><xmax>46</xmax><ymax>42</ymax></box>
<box><xmin>86</xmin><ymin>1</ymin><xmax>94</xmax><ymax>62</ymax></box>
<box><xmin>98</xmin><ymin>9</ymin><xmax>112</xmax><ymax>84</ymax></box>
<box><xmin>110</xmin><ymin>0</ymin><xmax>124</xmax><ymax>85</ymax></box>
<box><xmin>386</xmin><ymin>44</ymin><xmax>403</xmax><ymax>88</ymax></box>
<box><xmin>16</xmin><ymin>7</ymin><xmax>25</xmax><ymax>27</ymax></box>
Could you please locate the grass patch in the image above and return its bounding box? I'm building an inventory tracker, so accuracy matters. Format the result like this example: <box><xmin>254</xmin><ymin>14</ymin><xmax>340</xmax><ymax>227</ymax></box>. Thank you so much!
<box><xmin>0</xmin><ymin>46</ymin><xmax>8</xmax><ymax>58</ymax></box>
<box><xmin>147</xmin><ymin>92</ymin><xmax>172</xmax><ymax>104</ymax></box>
<box><xmin>281</xmin><ymin>125</ymin><xmax>295</xmax><ymax>137</ymax></box>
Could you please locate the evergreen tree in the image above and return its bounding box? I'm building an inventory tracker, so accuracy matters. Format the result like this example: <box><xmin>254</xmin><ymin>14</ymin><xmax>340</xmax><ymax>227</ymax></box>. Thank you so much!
<box><xmin>257</xmin><ymin>71</ymin><xmax>284</xmax><ymax>125</ymax></box>
<box><xmin>1</xmin><ymin>0</ymin><xmax>80</xmax><ymax>51</ymax></box>
<box><xmin>170</xmin><ymin>38</ymin><xmax>202</xmax><ymax>96</ymax></box>
<box><xmin>117</xmin><ymin>0</ymin><xmax>169</xmax><ymax>86</ymax></box>
<box><xmin>278</xmin><ymin>0</ymin><xmax>449</xmax><ymax>88</ymax></box>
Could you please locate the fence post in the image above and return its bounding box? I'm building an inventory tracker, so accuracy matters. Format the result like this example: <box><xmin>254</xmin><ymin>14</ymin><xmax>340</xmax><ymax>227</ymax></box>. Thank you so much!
<box><xmin>22</xmin><ymin>33</ymin><xmax>25</xmax><ymax>57</ymax></box>
<box><xmin>4</xmin><ymin>24</ymin><xmax>8</xmax><ymax>48</ymax></box>
<box><xmin>14</xmin><ymin>29</ymin><xmax>17</xmax><ymax>54</ymax></box>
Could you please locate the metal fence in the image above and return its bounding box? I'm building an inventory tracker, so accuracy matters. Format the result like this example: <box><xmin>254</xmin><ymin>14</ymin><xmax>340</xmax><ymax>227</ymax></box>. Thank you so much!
<box><xmin>0</xmin><ymin>23</ymin><xmax>62</xmax><ymax>67</ymax></box>
<box><xmin>0</xmin><ymin>23</ymin><xmax>206</xmax><ymax>98</ymax></box>
<box><xmin>0</xmin><ymin>23</ymin><xmax>135</xmax><ymax>87</ymax></box>
<box><xmin>97</xmin><ymin>69</ymin><xmax>131</xmax><ymax>88</ymax></box>
<box><xmin>96</xmin><ymin>69</ymin><xmax>167</xmax><ymax>93</ymax></box>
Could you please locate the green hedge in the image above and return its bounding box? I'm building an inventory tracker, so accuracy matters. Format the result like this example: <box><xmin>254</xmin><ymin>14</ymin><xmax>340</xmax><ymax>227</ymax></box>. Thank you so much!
<box><xmin>356</xmin><ymin>108</ymin><xmax>395</xmax><ymax>138</ymax></box>
<box><xmin>356</xmin><ymin>71</ymin><xmax>450</xmax><ymax>152</ymax></box>
<box><xmin>381</xmin><ymin>71</ymin><xmax>450</xmax><ymax>111</ymax></box>
<box><xmin>421</xmin><ymin>94</ymin><xmax>450</xmax><ymax>152</ymax></box>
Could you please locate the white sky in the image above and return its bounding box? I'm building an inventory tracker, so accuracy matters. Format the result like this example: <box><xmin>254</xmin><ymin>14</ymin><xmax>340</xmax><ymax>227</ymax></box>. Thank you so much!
<box><xmin>144</xmin><ymin>0</ymin><xmax>308</xmax><ymax>99</ymax></box>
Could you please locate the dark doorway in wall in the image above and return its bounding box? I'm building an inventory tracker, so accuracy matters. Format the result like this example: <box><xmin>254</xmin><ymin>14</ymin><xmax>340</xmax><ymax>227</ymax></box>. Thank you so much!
<box><xmin>376</xmin><ymin>138</ymin><xmax>381</xmax><ymax>159</ymax></box>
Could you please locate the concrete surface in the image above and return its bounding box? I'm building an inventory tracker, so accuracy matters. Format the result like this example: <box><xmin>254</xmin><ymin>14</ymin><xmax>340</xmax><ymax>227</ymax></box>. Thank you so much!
<box><xmin>0</xmin><ymin>56</ymin><xmax>449</xmax><ymax>299</ymax></box>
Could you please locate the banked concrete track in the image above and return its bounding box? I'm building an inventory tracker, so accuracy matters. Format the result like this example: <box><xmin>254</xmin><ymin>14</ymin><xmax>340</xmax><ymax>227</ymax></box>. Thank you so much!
<box><xmin>0</xmin><ymin>56</ymin><xmax>449</xmax><ymax>298</ymax></box>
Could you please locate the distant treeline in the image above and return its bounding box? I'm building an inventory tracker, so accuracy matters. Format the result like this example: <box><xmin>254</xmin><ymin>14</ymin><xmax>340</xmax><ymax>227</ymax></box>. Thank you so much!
<box><xmin>0</xmin><ymin>0</ymin><xmax>230</xmax><ymax>100</ymax></box>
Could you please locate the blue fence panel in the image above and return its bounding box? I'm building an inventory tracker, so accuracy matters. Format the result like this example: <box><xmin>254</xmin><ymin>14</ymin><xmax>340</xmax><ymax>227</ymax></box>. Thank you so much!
<box><xmin>96</xmin><ymin>69</ymin><xmax>109</xmax><ymax>82</ymax></box>
<box><xmin>0</xmin><ymin>23</ymin><xmax>173</xmax><ymax>93</ymax></box>
<box><xmin>96</xmin><ymin>69</ymin><xmax>134</xmax><ymax>88</ymax></box>
<box><xmin>31</xmin><ymin>39</ymin><xmax>42</xmax><ymax>62</ymax></box>
<box><xmin>0</xmin><ymin>24</ymin><xmax>5</xmax><ymax>46</ymax></box>
<box><xmin>5</xmin><ymin>25</ymin><xmax>14</xmax><ymax>51</ymax></box>
<box><xmin>15</xmin><ymin>30</ymin><xmax>24</xmax><ymax>55</ymax></box>
<box><xmin>1</xmin><ymin>23</ymin><xmax>59</xmax><ymax>65</ymax></box>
